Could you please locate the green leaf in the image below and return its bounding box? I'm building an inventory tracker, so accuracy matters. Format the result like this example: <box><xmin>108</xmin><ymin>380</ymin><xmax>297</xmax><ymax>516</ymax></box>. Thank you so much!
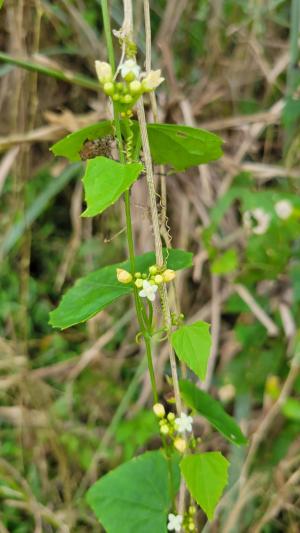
<box><xmin>146</xmin><ymin>123</ymin><xmax>223</xmax><ymax>170</ymax></box>
<box><xmin>180</xmin><ymin>380</ymin><xmax>247</xmax><ymax>446</ymax></box>
<box><xmin>180</xmin><ymin>452</ymin><xmax>229</xmax><ymax>521</ymax></box>
<box><xmin>82</xmin><ymin>156</ymin><xmax>143</xmax><ymax>217</ymax></box>
<box><xmin>281</xmin><ymin>398</ymin><xmax>300</xmax><ymax>421</ymax></box>
<box><xmin>171</xmin><ymin>321</ymin><xmax>211</xmax><ymax>381</ymax></box>
<box><xmin>51</xmin><ymin>121</ymin><xmax>223</xmax><ymax>171</ymax></box>
<box><xmin>51</xmin><ymin>121</ymin><xmax>113</xmax><ymax>161</ymax></box>
<box><xmin>211</xmin><ymin>249</ymin><xmax>238</xmax><ymax>275</ymax></box>
<box><xmin>86</xmin><ymin>450</ymin><xmax>180</xmax><ymax>533</ymax></box>
<box><xmin>49</xmin><ymin>248</ymin><xmax>193</xmax><ymax>329</ymax></box>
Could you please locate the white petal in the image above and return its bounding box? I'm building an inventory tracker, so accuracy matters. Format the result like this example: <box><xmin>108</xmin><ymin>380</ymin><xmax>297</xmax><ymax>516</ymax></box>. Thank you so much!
<box><xmin>147</xmin><ymin>293</ymin><xmax>156</xmax><ymax>302</ymax></box>
<box><xmin>139</xmin><ymin>290</ymin><xmax>147</xmax><ymax>298</ymax></box>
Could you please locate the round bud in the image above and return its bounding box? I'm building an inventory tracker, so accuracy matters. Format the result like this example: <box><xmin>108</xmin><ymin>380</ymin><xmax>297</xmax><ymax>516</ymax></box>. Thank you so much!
<box><xmin>149</xmin><ymin>265</ymin><xmax>157</xmax><ymax>275</ymax></box>
<box><xmin>160</xmin><ymin>424</ymin><xmax>169</xmax><ymax>435</ymax></box>
<box><xmin>116</xmin><ymin>268</ymin><xmax>133</xmax><ymax>284</ymax></box>
<box><xmin>129</xmin><ymin>80</ymin><xmax>142</xmax><ymax>95</ymax></box>
<box><xmin>167</xmin><ymin>412</ymin><xmax>175</xmax><ymax>422</ymax></box>
<box><xmin>135</xmin><ymin>272</ymin><xmax>141</xmax><ymax>278</ymax></box>
<box><xmin>124</xmin><ymin>71</ymin><xmax>136</xmax><ymax>82</ymax></box>
<box><xmin>135</xmin><ymin>278</ymin><xmax>143</xmax><ymax>288</ymax></box>
<box><xmin>153</xmin><ymin>403</ymin><xmax>165</xmax><ymax>418</ymax></box>
<box><xmin>112</xmin><ymin>93</ymin><xmax>120</xmax><ymax>101</ymax></box>
<box><xmin>103</xmin><ymin>82</ymin><xmax>115</xmax><ymax>95</ymax></box>
<box><xmin>162</xmin><ymin>269</ymin><xmax>176</xmax><ymax>283</ymax></box>
<box><xmin>189</xmin><ymin>506</ymin><xmax>196</xmax><ymax>515</ymax></box>
<box><xmin>154</xmin><ymin>274</ymin><xmax>164</xmax><ymax>284</ymax></box>
<box><xmin>174</xmin><ymin>437</ymin><xmax>187</xmax><ymax>454</ymax></box>
<box><xmin>121</xmin><ymin>94</ymin><xmax>133</xmax><ymax>104</ymax></box>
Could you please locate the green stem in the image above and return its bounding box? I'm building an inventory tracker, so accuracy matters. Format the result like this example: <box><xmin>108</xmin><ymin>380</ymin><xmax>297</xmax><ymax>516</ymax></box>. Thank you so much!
<box><xmin>144</xmin><ymin>334</ymin><xmax>158</xmax><ymax>403</ymax></box>
<box><xmin>101</xmin><ymin>0</ymin><xmax>116</xmax><ymax>73</ymax></box>
<box><xmin>0</xmin><ymin>51</ymin><xmax>99</xmax><ymax>91</ymax></box>
<box><xmin>100</xmin><ymin>0</ymin><xmax>158</xmax><ymax>403</ymax></box>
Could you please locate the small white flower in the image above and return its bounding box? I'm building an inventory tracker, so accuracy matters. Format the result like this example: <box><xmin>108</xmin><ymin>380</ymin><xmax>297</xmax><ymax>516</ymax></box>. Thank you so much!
<box><xmin>175</xmin><ymin>412</ymin><xmax>193</xmax><ymax>433</ymax></box>
<box><xmin>120</xmin><ymin>59</ymin><xmax>140</xmax><ymax>80</ymax></box>
<box><xmin>95</xmin><ymin>61</ymin><xmax>113</xmax><ymax>84</ymax></box>
<box><xmin>243</xmin><ymin>208</ymin><xmax>270</xmax><ymax>235</ymax></box>
<box><xmin>138</xmin><ymin>280</ymin><xmax>158</xmax><ymax>302</ymax></box>
<box><xmin>141</xmin><ymin>69</ymin><xmax>164</xmax><ymax>92</ymax></box>
<box><xmin>275</xmin><ymin>200</ymin><xmax>293</xmax><ymax>220</ymax></box>
<box><xmin>167</xmin><ymin>513</ymin><xmax>183</xmax><ymax>532</ymax></box>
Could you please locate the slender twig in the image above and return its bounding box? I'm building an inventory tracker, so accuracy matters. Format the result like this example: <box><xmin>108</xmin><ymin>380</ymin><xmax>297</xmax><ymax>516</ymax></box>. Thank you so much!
<box><xmin>136</xmin><ymin>98</ymin><xmax>182</xmax><ymax>415</ymax></box>
<box><xmin>0</xmin><ymin>51</ymin><xmax>99</xmax><ymax>91</ymax></box>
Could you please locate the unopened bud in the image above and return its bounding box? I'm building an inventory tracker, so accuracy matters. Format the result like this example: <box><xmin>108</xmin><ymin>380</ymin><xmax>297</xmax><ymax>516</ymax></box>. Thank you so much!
<box><xmin>135</xmin><ymin>278</ymin><xmax>143</xmax><ymax>288</ymax></box>
<box><xmin>162</xmin><ymin>269</ymin><xmax>176</xmax><ymax>283</ymax></box>
<box><xmin>160</xmin><ymin>424</ymin><xmax>169</xmax><ymax>435</ymax></box>
<box><xmin>167</xmin><ymin>412</ymin><xmax>175</xmax><ymax>422</ymax></box>
<box><xmin>116</xmin><ymin>268</ymin><xmax>132</xmax><ymax>284</ymax></box>
<box><xmin>129</xmin><ymin>80</ymin><xmax>142</xmax><ymax>95</ymax></box>
<box><xmin>121</xmin><ymin>94</ymin><xmax>133</xmax><ymax>104</ymax></box>
<box><xmin>153</xmin><ymin>403</ymin><xmax>165</xmax><ymax>418</ymax></box>
<box><xmin>95</xmin><ymin>61</ymin><xmax>113</xmax><ymax>84</ymax></box>
<box><xmin>149</xmin><ymin>265</ymin><xmax>157</xmax><ymax>275</ymax></box>
<box><xmin>174</xmin><ymin>437</ymin><xmax>187</xmax><ymax>453</ymax></box>
<box><xmin>154</xmin><ymin>274</ymin><xmax>164</xmax><ymax>284</ymax></box>
<box><xmin>103</xmin><ymin>82</ymin><xmax>115</xmax><ymax>95</ymax></box>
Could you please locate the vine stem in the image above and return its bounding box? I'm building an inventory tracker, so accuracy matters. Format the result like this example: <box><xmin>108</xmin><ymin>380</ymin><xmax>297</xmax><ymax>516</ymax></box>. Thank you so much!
<box><xmin>136</xmin><ymin>98</ymin><xmax>182</xmax><ymax>415</ymax></box>
<box><xmin>101</xmin><ymin>0</ymin><xmax>158</xmax><ymax>404</ymax></box>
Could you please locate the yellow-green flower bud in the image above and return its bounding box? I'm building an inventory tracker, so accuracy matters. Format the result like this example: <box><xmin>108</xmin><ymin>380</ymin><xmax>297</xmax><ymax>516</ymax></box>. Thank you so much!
<box><xmin>134</xmin><ymin>272</ymin><xmax>141</xmax><ymax>278</ymax></box>
<box><xmin>129</xmin><ymin>80</ymin><xmax>142</xmax><ymax>95</ymax></box>
<box><xmin>160</xmin><ymin>424</ymin><xmax>169</xmax><ymax>435</ymax></box>
<box><xmin>121</xmin><ymin>94</ymin><xmax>133</xmax><ymax>104</ymax></box>
<box><xmin>189</xmin><ymin>506</ymin><xmax>196</xmax><ymax>516</ymax></box>
<box><xmin>135</xmin><ymin>278</ymin><xmax>143</xmax><ymax>288</ymax></box>
<box><xmin>162</xmin><ymin>269</ymin><xmax>176</xmax><ymax>283</ymax></box>
<box><xmin>167</xmin><ymin>412</ymin><xmax>175</xmax><ymax>422</ymax></box>
<box><xmin>174</xmin><ymin>437</ymin><xmax>187</xmax><ymax>454</ymax></box>
<box><xmin>149</xmin><ymin>265</ymin><xmax>157</xmax><ymax>275</ymax></box>
<box><xmin>103</xmin><ymin>82</ymin><xmax>115</xmax><ymax>96</ymax></box>
<box><xmin>95</xmin><ymin>61</ymin><xmax>113</xmax><ymax>84</ymax></box>
<box><xmin>154</xmin><ymin>274</ymin><xmax>164</xmax><ymax>284</ymax></box>
<box><xmin>112</xmin><ymin>93</ymin><xmax>120</xmax><ymax>101</ymax></box>
<box><xmin>153</xmin><ymin>403</ymin><xmax>165</xmax><ymax>418</ymax></box>
<box><xmin>188</xmin><ymin>524</ymin><xmax>195</xmax><ymax>531</ymax></box>
<box><xmin>116</xmin><ymin>268</ymin><xmax>132</xmax><ymax>284</ymax></box>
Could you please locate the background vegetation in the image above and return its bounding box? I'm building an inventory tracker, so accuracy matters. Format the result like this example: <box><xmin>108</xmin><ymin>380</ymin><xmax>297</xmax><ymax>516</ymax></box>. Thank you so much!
<box><xmin>0</xmin><ymin>0</ymin><xmax>300</xmax><ymax>531</ymax></box>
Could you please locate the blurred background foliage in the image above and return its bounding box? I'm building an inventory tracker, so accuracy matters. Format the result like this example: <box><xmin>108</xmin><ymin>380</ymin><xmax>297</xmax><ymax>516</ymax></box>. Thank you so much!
<box><xmin>0</xmin><ymin>0</ymin><xmax>300</xmax><ymax>531</ymax></box>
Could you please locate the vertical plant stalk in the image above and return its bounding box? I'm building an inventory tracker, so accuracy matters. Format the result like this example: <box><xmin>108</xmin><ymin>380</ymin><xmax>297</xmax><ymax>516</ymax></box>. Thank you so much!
<box><xmin>101</xmin><ymin>0</ymin><xmax>158</xmax><ymax>404</ymax></box>
<box><xmin>136</xmin><ymin>98</ymin><xmax>182</xmax><ymax>415</ymax></box>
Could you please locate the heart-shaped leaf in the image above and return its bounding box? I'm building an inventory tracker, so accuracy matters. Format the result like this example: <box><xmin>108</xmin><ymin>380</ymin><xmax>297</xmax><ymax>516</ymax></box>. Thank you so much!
<box><xmin>171</xmin><ymin>321</ymin><xmax>211</xmax><ymax>380</ymax></box>
<box><xmin>82</xmin><ymin>156</ymin><xmax>143</xmax><ymax>217</ymax></box>
<box><xmin>86</xmin><ymin>450</ymin><xmax>180</xmax><ymax>533</ymax></box>
<box><xmin>181</xmin><ymin>452</ymin><xmax>229</xmax><ymax>521</ymax></box>
<box><xmin>49</xmin><ymin>249</ymin><xmax>193</xmax><ymax>329</ymax></box>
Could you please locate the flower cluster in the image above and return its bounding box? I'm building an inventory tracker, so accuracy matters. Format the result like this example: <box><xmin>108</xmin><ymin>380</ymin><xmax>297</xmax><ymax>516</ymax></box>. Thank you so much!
<box><xmin>243</xmin><ymin>200</ymin><xmax>293</xmax><ymax>236</ymax></box>
<box><xmin>116</xmin><ymin>264</ymin><xmax>176</xmax><ymax>302</ymax></box>
<box><xmin>153</xmin><ymin>404</ymin><xmax>193</xmax><ymax>454</ymax></box>
<box><xmin>95</xmin><ymin>59</ymin><xmax>164</xmax><ymax>112</ymax></box>
<box><xmin>167</xmin><ymin>506</ymin><xmax>196</xmax><ymax>532</ymax></box>
<box><xmin>243</xmin><ymin>208</ymin><xmax>271</xmax><ymax>235</ymax></box>
<box><xmin>275</xmin><ymin>199</ymin><xmax>293</xmax><ymax>220</ymax></box>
